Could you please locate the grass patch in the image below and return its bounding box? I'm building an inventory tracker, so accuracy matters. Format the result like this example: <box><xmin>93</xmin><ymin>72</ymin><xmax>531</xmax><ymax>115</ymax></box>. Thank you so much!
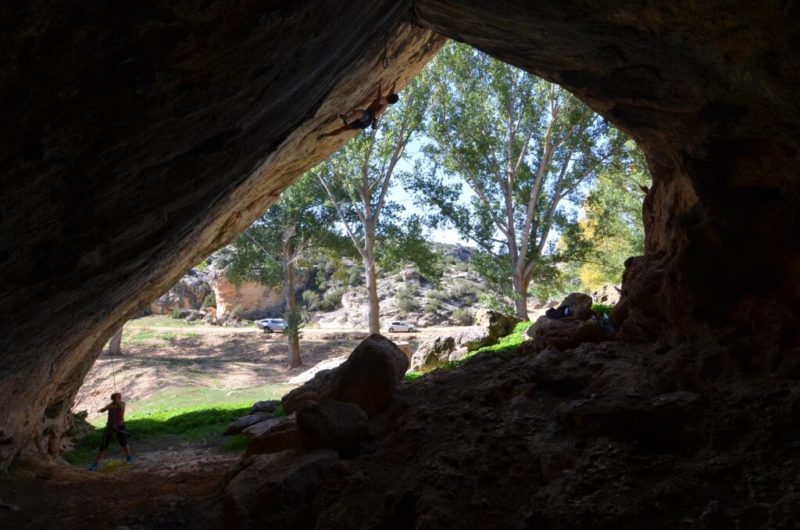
<box><xmin>64</xmin><ymin>403</ymin><xmax>254</xmax><ymax>465</ymax></box>
<box><xmin>404</xmin><ymin>371</ymin><xmax>424</xmax><ymax>382</ymax></box>
<box><xmin>591</xmin><ymin>303</ymin><xmax>614</xmax><ymax>316</ymax></box>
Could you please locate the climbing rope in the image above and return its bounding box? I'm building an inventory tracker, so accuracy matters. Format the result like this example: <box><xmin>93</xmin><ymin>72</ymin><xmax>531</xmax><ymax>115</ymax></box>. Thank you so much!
<box><xmin>110</xmin><ymin>348</ymin><xmax>119</xmax><ymax>393</ymax></box>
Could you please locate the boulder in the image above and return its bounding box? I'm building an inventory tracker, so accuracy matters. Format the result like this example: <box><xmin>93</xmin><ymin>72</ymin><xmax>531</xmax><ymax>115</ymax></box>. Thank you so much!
<box><xmin>224</xmin><ymin>412</ymin><xmax>274</xmax><ymax>436</ymax></box>
<box><xmin>243</xmin><ymin>415</ymin><xmax>301</xmax><ymax>457</ymax></box>
<box><xmin>591</xmin><ymin>284</ymin><xmax>621</xmax><ymax>306</ymax></box>
<box><xmin>557</xmin><ymin>293</ymin><xmax>594</xmax><ymax>320</ymax></box>
<box><xmin>224</xmin><ymin>449</ymin><xmax>339</xmax><ymax>530</ymax></box>
<box><xmin>250</xmin><ymin>400</ymin><xmax>281</xmax><ymax>415</ymax></box>
<box><xmin>282</xmin><ymin>334</ymin><xmax>409</xmax><ymax>417</ymax></box>
<box><xmin>526</xmin><ymin>315</ymin><xmax>607</xmax><ymax>352</ymax></box>
<box><xmin>296</xmin><ymin>400</ymin><xmax>369</xmax><ymax>455</ymax></box>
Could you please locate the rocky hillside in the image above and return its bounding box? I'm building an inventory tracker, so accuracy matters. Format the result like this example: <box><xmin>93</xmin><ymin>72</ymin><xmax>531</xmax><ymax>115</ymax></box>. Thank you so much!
<box><xmin>149</xmin><ymin>244</ymin><xmax>500</xmax><ymax>328</ymax></box>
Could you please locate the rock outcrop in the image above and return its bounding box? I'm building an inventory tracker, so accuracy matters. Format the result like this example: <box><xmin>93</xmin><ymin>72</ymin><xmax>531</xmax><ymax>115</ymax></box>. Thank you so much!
<box><xmin>1</xmin><ymin>0</ymin><xmax>798</xmax><ymax>476</ymax></box>
<box><xmin>282</xmin><ymin>334</ymin><xmax>409</xmax><ymax>416</ymax></box>
<box><xmin>211</xmin><ymin>274</ymin><xmax>283</xmax><ymax>320</ymax></box>
<box><xmin>411</xmin><ymin>310</ymin><xmax>522</xmax><ymax>371</ymax></box>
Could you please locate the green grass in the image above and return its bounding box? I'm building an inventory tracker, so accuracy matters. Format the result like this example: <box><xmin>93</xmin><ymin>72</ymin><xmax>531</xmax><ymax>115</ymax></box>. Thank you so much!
<box><xmin>591</xmin><ymin>303</ymin><xmax>615</xmax><ymax>316</ymax></box>
<box><xmin>65</xmin><ymin>386</ymin><xmax>292</xmax><ymax>466</ymax></box>
<box><xmin>63</xmin><ymin>403</ymin><xmax>253</xmax><ymax>465</ymax></box>
<box><xmin>404</xmin><ymin>321</ymin><xmax>531</xmax><ymax>380</ymax></box>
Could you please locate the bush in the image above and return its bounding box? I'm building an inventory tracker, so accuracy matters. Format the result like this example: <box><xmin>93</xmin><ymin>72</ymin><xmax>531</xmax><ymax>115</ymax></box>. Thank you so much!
<box><xmin>451</xmin><ymin>308</ymin><xmax>473</xmax><ymax>325</ymax></box>
<box><xmin>318</xmin><ymin>287</ymin><xmax>346</xmax><ymax>311</ymax></box>
<box><xmin>201</xmin><ymin>291</ymin><xmax>216</xmax><ymax>309</ymax></box>
<box><xmin>477</xmin><ymin>293</ymin><xmax>512</xmax><ymax>314</ymax></box>
<box><xmin>170</xmin><ymin>308</ymin><xmax>184</xmax><ymax>319</ymax></box>
<box><xmin>396</xmin><ymin>284</ymin><xmax>419</xmax><ymax>314</ymax></box>
<box><xmin>348</xmin><ymin>268</ymin><xmax>363</xmax><ymax>287</ymax></box>
<box><xmin>448</xmin><ymin>279</ymin><xmax>480</xmax><ymax>301</ymax></box>
<box><xmin>302</xmin><ymin>290</ymin><xmax>321</xmax><ymax>309</ymax></box>
<box><xmin>424</xmin><ymin>298</ymin><xmax>441</xmax><ymax>313</ymax></box>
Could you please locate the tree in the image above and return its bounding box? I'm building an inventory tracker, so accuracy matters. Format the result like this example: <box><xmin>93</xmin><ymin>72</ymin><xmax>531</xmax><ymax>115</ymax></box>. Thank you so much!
<box><xmin>413</xmin><ymin>43</ymin><xmax>624</xmax><ymax>319</ymax></box>
<box><xmin>315</xmin><ymin>73</ymin><xmax>434</xmax><ymax>334</ymax></box>
<box><xmin>228</xmin><ymin>173</ymin><xmax>337</xmax><ymax>368</ymax></box>
<box><xmin>574</xmin><ymin>138</ymin><xmax>650</xmax><ymax>290</ymax></box>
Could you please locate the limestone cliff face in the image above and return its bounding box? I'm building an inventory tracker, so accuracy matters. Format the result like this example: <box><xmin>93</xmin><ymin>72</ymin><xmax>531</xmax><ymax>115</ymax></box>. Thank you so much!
<box><xmin>212</xmin><ymin>276</ymin><xmax>283</xmax><ymax>320</ymax></box>
<box><xmin>0</xmin><ymin>0</ymin><xmax>799</xmax><ymax>468</ymax></box>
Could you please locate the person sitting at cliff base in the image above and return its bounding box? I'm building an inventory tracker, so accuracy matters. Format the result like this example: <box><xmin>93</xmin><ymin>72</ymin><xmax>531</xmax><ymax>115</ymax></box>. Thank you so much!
<box><xmin>318</xmin><ymin>80</ymin><xmax>398</xmax><ymax>139</ymax></box>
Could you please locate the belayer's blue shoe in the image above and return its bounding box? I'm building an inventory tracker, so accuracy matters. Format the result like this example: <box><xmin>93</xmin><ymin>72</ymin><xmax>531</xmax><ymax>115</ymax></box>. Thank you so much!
<box><xmin>88</xmin><ymin>462</ymin><xmax>98</xmax><ymax>471</ymax></box>
<box><xmin>126</xmin><ymin>456</ymin><xmax>135</xmax><ymax>463</ymax></box>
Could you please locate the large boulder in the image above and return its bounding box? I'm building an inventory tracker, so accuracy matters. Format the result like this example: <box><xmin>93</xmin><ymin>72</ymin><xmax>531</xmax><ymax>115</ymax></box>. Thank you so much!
<box><xmin>223</xmin><ymin>449</ymin><xmax>339</xmax><ymax>530</ymax></box>
<box><xmin>526</xmin><ymin>315</ymin><xmax>607</xmax><ymax>352</ymax></box>
<box><xmin>225</xmin><ymin>411</ymin><xmax>275</xmax><ymax>436</ymax></box>
<box><xmin>410</xmin><ymin>310</ymin><xmax>522</xmax><ymax>372</ymax></box>
<box><xmin>557</xmin><ymin>293</ymin><xmax>595</xmax><ymax>320</ymax></box>
<box><xmin>282</xmin><ymin>334</ymin><xmax>409</xmax><ymax>416</ymax></box>
<box><xmin>296</xmin><ymin>400</ymin><xmax>369</xmax><ymax>456</ymax></box>
<box><xmin>243</xmin><ymin>415</ymin><xmax>301</xmax><ymax>458</ymax></box>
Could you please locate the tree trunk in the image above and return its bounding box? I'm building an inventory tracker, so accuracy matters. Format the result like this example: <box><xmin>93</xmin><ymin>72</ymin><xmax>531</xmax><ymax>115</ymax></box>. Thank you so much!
<box><xmin>108</xmin><ymin>326</ymin><xmax>123</xmax><ymax>355</ymax></box>
<box><xmin>511</xmin><ymin>267</ymin><xmax>530</xmax><ymax>320</ymax></box>
<box><xmin>283</xmin><ymin>249</ymin><xmax>302</xmax><ymax>368</ymax></box>
<box><xmin>363</xmin><ymin>255</ymin><xmax>381</xmax><ymax>336</ymax></box>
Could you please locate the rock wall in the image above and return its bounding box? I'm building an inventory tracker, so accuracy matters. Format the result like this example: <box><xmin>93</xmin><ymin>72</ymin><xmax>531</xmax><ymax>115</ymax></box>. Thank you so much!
<box><xmin>212</xmin><ymin>275</ymin><xmax>283</xmax><ymax>320</ymax></box>
<box><xmin>0</xmin><ymin>0</ymin><xmax>798</xmax><ymax>468</ymax></box>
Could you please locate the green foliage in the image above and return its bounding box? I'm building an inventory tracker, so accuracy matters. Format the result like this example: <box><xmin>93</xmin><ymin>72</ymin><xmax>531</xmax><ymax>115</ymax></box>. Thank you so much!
<box><xmin>397</xmin><ymin>284</ymin><xmax>420</xmax><ymax>314</ymax></box>
<box><xmin>347</xmin><ymin>268</ymin><xmax>363</xmax><ymax>287</ymax></box>
<box><xmin>407</xmin><ymin>42</ymin><xmax>629</xmax><ymax>316</ymax></box>
<box><xmin>194</xmin><ymin>259</ymin><xmax>210</xmax><ymax>272</ymax></box>
<box><xmin>448</xmin><ymin>278</ymin><xmax>481</xmax><ymax>301</ymax></box>
<box><xmin>424</xmin><ymin>297</ymin><xmax>442</xmax><ymax>313</ymax></box>
<box><xmin>202</xmin><ymin>291</ymin><xmax>216</xmax><ymax>309</ymax></box>
<box><xmin>170</xmin><ymin>308</ymin><xmax>184</xmax><ymax>319</ymax></box>
<box><xmin>591</xmin><ymin>303</ymin><xmax>614</xmax><ymax>316</ymax></box>
<box><xmin>451</xmin><ymin>308</ymin><xmax>474</xmax><ymax>325</ymax></box>
<box><xmin>406</xmin><ymin>321</ymin><xmax>531</xmax><ymax>379</ymax></box>
<box><xmin>63</xmin><ymin>403</ymin><xmax>253</xmax><ymax>464</ymax></box>
<box><xmin>477</xmin><ymin>292</ymin><xmax>513</xmax><ymax>314</ymax></box>
<box><xmin>568</xmin><ymin>140</ymin><xmax>650</xmax><ymax>290</ymax></box>
<box><xmin>302</xmin><ymin>290</ymin><xmax>321</xmax><ymax>310</ymax></box>
<box><xmin>318</xmin><ymin>287</ymin><xmax>346</xmax><ymax>311</ymax></box>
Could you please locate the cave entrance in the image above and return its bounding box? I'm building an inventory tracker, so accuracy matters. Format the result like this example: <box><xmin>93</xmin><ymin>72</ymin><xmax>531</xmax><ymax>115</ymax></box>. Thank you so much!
<box><xmin>64</xmin><ymin>39</ymin><xmax>650</xmax><ymax>484</ymax></box>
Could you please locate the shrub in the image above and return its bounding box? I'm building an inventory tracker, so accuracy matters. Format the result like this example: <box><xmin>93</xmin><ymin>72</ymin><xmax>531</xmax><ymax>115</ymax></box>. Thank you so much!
<box><xmin>396</xmin><ymin>284</ymin><xmax>419</xmax><ymax>314</ymax></box>
<box><xmin>428</xmin><ymin>290</ymin><xmax>447</xmax><ymax>301</ymax></box>
<box><xmin>591</xmin><ymin>303</ymin><xmax>614</xmax><ymax>316</ymax></box>
<box><xmin>477</xmin><ymin>293</ymin><xmax>513</xmax><ymax>314</ymax></box>
<box><xmin>451</xmin><ymin>308</ymin><xmax>473</xmax><ymax>325</ymax></box>
<box><xmin>170</xmin><ymin>308</ymin><xmax>184</xmax><ymax>319</ymax></box>
<box><xmin>348</xmin><ymin>268</ymin><xmax>363</xmax><ymax>287</ymax></box>
<box><xmin>201</xmin><ymin>291</ymin><xmax>216</xmax><ymax>309</ymax></box>
<box><xmin>318</xmin><ymin>287</ymin><xmax>346</xmax><ymax>311</ymax></box>
<box><xmin>424</xmin><ymin>298</ymin><xmax>441</xmax><ymax>313</ymax></box>
<box><xmin>448</xmin><ymin>278</ymin><xmax>480</xmax><ymax>300</ymax></box>
<box><xmin>302</xmin><ymin>290</ymin><xmax>321</xmax><ymax>309</ymax></box>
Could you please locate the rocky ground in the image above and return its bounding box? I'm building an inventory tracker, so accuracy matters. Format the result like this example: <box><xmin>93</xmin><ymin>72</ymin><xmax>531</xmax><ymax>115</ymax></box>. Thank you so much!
<box><xmin>2</xmin><ymin>331</ymin><xmax>799</xmax><ymax>529</ymax></box>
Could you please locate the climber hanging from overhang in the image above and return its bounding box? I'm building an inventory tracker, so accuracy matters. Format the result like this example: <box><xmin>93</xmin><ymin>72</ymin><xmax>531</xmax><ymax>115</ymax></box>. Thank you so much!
<box><xmin>318</xmin><ymin>80</ymin><xmax>398</xmax><ymax>139</ymax></box>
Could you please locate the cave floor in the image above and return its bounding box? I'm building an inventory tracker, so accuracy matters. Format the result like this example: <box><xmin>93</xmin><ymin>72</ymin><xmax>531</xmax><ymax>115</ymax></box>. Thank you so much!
<box><xmin>0</xmin><ymin>448</ymin><xmax>234</xmax><ymax>529</ymax></box>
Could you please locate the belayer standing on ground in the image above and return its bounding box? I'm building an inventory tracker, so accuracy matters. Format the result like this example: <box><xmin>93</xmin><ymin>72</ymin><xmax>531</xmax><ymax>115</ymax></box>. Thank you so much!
<box><xmin>318</xmin><ymin>80</ymin><xmax>398</xmax><ymax>138</ymax></box>
<box><xmin>90</xmin><ymin>392</ymin><xmax>133</xmax><ymax>470</ymax></box>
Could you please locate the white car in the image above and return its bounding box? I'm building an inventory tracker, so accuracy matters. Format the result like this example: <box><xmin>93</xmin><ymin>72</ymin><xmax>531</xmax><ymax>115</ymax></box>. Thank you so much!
<box><xmin>256</xmin><ymin>318</ymin><xmax>288</xmax><ymax>333</ymax></box>
<box><xmin>387</xmin><ymin>321</ymin><xmax>416</xmax><ymax>333</ymax></box>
